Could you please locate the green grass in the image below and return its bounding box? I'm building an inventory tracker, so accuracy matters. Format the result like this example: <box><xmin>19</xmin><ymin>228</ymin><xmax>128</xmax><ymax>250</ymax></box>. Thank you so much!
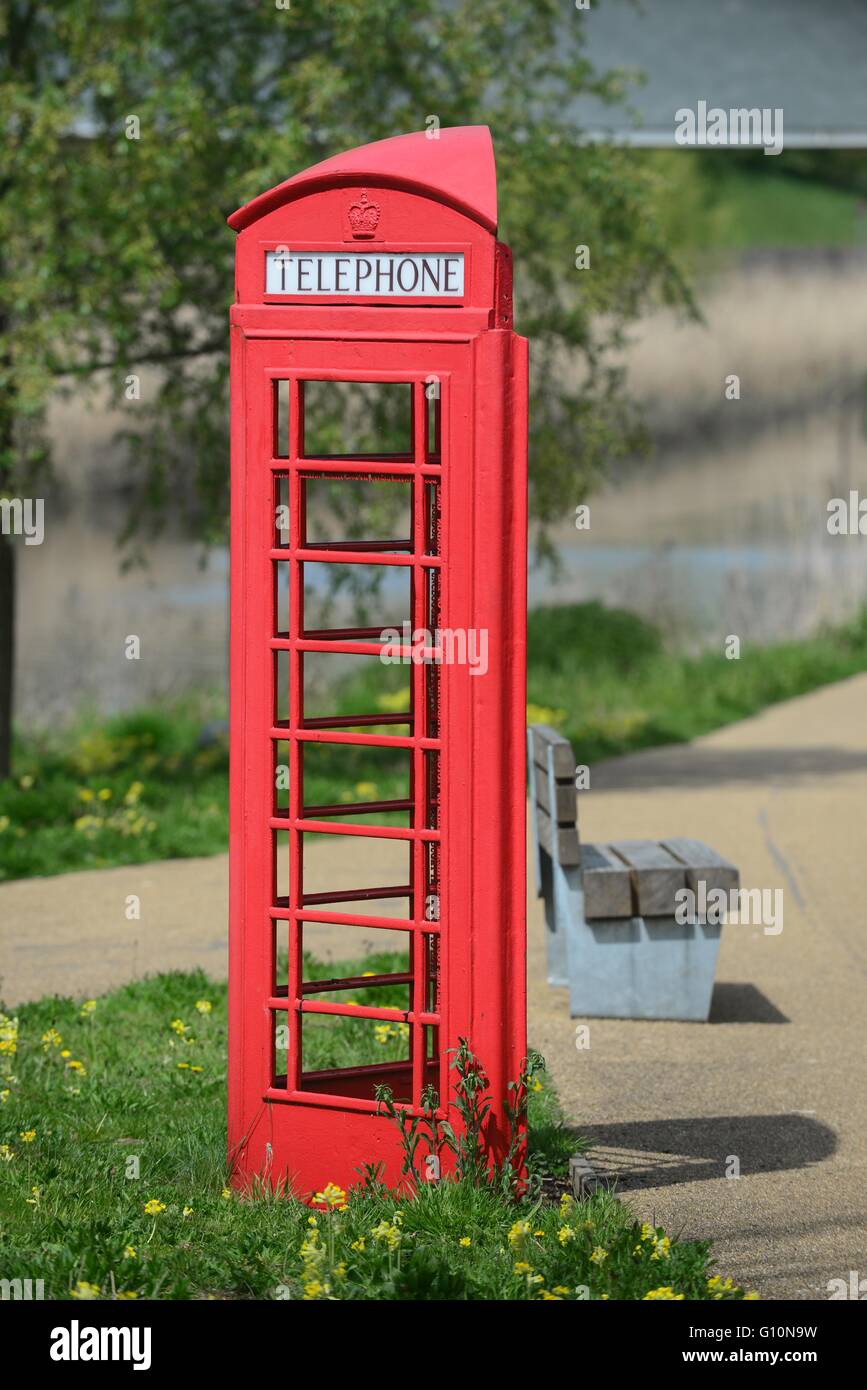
<box><xmin>0</xmin><ymin>703</ymin><xmax>229</xmax><ymax>881</ymax></box>
<box><xmin>0</xmin><ymin>963</ymin><xmax>753</xmax><ymax>1301</ymax></box>
<box><xmin>648</xmin><ymin>150</ymin><xmax>867</xmax><ymax>258</ymax></box>
<box><xmin>527</xmin><ymin>602</ymin><xmax>867</xmax><ymax>764</ymax></box>
<box><xmin>4</xmin><ymin>603</ymin><xmax>867</xmax><ymax>880</ymax></box>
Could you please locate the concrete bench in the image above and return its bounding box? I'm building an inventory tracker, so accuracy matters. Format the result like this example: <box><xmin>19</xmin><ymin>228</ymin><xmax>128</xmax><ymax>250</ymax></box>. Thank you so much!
<box><xmin>527</xmin><ymin>724</ymin><xmax>739</xmax><ymax>1021</ymax></box>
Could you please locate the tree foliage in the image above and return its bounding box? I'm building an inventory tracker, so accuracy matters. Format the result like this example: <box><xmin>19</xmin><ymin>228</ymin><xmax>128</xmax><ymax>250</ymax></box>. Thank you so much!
<box><xmin>0</xmin><ymin>0</ymin><xmax>695</xmax><ymax>769</ymax></box>
<box><xmin>1</xmin><ymin>0</ymin><xmax>694</xmax><ymax>526</ymax></box>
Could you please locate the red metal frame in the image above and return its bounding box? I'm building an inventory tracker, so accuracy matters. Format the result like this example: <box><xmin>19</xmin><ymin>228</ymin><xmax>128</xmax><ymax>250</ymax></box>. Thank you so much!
<box><xmin>228</xmin><ymin>127</ymin><xmax>527</xmax><ymax>1196</ymax></box>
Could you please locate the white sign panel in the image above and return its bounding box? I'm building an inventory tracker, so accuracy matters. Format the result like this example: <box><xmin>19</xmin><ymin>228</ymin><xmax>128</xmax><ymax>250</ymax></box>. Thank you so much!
<box><xmin>265</xmin><ymin>251</ymin><xmax>464</xmax><ymax>298</ymax></box>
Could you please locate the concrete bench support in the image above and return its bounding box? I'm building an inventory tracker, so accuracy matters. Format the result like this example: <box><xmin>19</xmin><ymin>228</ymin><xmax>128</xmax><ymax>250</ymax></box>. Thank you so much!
<box><xmin>528</xmin><ymin>725</ymin><xmax>738</xmax><ymax>1021</ymax></box>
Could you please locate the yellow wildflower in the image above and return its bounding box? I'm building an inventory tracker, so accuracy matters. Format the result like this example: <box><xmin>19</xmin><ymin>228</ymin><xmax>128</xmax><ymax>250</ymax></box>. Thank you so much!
<box><xmin>194</xmin><ymin>1000</ymin><xmax>213</xmax><ymax>1015</ymax></box>
<box><xmin>79</xmin><ymin>1000</ymin><xmax>97</xmax><ymax>1018</ymax></box>
<box><xmin>644</xmin><ymin>1286</ymin><xmax>685</xmax><ymax>1300</ymax></box>
<box><xmin>71</xmin><ymin>1281</ymin><xmax>101</xmax><ymax>1300</ymax></box>
<box><xmin>589</xmin><ymin>1246</ymin><xmax>608</xmax><ymax>1264</ymax></box>
<box><xmin>143</xmin><ymin>1199</ymin><xmax>166</xmax><ymax>1216</ymax></box>
<box><xmin>459</xmin><ymin>1236</ymin><xmax>471</xmax><ymax>1248</ymax></box>
<box><xmin>124</xmin><ymin>1246</ymin><xmax>137</xmax><ymax>1260</ymax></box>
<box><xmin>558</xmin><ymin>1226</ymin><xmax>575</xmax><ymax>1245</ymax></box>
<box><xmin>370</xmin><ymin>1219</ymin><xmax>401</xmax><ymax>1251</ymax></box>
<box><xmin>507</xmin><ymin>1218</ymin><xmax>532</xmax><ymax>1251</ymax></box>
<box><xmin>19</xmin><ymin>1129</ymin><xmax>36</xmax><ymax>1144</ymax></box>
<box><xmin>313</xmin><ymin>1181</ymin><xmax>348</xmax><ymax>1211</ymax></box>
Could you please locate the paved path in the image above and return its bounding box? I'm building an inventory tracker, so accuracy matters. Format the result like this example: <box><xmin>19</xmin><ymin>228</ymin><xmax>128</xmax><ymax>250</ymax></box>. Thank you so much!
<box><xmin>3</xmin><ymin>675</ymin><xmax>867</xmax><ymax>1300</ymax></box>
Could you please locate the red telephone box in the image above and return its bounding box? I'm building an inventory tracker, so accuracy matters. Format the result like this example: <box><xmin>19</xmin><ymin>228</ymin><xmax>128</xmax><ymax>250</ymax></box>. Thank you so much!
<box><xmin>227</xmin><ymin>126</ymin><xmax>528</xmax><ymax>1196</ymax></box>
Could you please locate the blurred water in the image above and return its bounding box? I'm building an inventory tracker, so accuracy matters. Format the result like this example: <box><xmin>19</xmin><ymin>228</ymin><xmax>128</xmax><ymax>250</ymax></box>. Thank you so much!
<box><xmin>12</xmin><ymin>403</ymin><xmax>867</xmax><ymax>723</ymax></box>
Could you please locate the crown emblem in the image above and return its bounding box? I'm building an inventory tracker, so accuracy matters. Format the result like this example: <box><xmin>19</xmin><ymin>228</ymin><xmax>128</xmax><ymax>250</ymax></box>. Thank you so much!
<box><xmin>348</xmin><ymin>190</ymin><xmax>381</xmax><ymax>238</ymax></box>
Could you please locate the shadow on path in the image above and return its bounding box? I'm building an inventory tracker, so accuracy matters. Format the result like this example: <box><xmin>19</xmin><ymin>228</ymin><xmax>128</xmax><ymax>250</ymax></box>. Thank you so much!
<box><xmin>577</xmin><ymin>1113</ymin><xmax>837</xmax><ymax>1190</ymax></box>
<box><xmin>709</xmin><ymin>982</ymin><xmax>789</xmax><ymax>1023</ymax></box>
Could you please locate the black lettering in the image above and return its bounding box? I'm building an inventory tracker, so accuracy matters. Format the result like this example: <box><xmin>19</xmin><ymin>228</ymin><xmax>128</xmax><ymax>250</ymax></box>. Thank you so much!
<box><xmin>443</xmin><ymin>257</ymin><xmax>460</xmax><ymax>293</ymax></box>
<box><xmin>296</xmin><ymin>257</ymin><xmax>314</xmax><ymax>291</ymax></box>
<box><xmin>397</xmin><ymin>257</ymin><xmax>419</xmax><ymax>292</ymax></box>
<box><xmin>355</xmin><ymin>258</ymin><xmax>372</xmax><ymax>292</ymax></box>
<box><xmin>375</xmin><ymin>257</ymin><xmax>395</xmax><ymax>292</ymax></box>
<box><xmin>334</xmin><ymin>257</ymin><xmax>351</xmax><ymax>291</ymax></box>
<box><xmin>316</xmin><ymin>257</ymin><xmax>327</xmax><ymax>292</ymax></box>
<box><xmin>420</xmin><ymin>258</ymin><xmax>441</xmax><ymax>292</ymax></box>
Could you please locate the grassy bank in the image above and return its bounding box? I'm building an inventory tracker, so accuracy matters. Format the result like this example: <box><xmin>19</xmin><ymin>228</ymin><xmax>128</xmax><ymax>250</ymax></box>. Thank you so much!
<box><xmin>0</xmin><ymin>962</ymin><xmax>753</xmax><ymax>1301</ymax></box>
<box><xmin>3</xmin><ymin>602</ymin><xmax>867</xmax><ymax>881</ymax></box>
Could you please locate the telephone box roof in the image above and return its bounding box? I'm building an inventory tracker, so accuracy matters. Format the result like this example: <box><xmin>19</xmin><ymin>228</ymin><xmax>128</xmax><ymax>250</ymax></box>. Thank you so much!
<box><xmin>227</xmin><ymin>125</ymin><xmax>497</xmax><ymax>234</ymax></box>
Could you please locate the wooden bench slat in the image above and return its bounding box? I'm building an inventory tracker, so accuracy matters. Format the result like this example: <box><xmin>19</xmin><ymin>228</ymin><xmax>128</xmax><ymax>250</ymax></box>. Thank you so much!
<box><xmin>530</xmin><ymin>725</ymin><xmax>575</xmax><ymax>779</ymax></box>
<box><xmin>537</xmin><ymin>804</ymin><xmax>581</xmax><ymax>866</ymax></box>
<box><xmin>660</xmin><ymin>838</ymin><xmax>740</xmax><ymax>894</ymax></box>
<box><xmin>581</xmin><ymin>842</ymin><xmax>632</xmax><ymax>919</ymax></box>
<box><xmin>534</xmin><ymin>774</ymin><xmax>577</xmax><ymax>821</ymax></box>
<box><xmin>608</xmin><ymin>839</ymin><xmax>686</xmax><ymax>917</ymax></box>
